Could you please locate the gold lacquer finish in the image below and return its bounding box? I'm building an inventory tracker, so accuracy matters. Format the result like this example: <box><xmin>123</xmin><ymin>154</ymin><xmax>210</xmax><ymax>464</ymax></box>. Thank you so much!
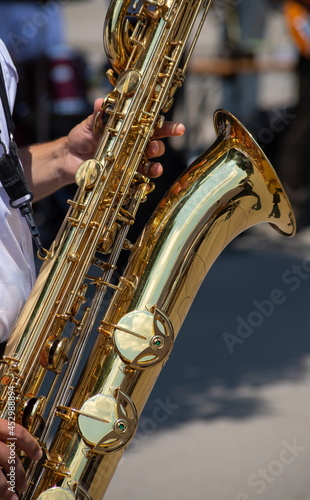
<box><xmin>33</xmin><ymin>110</ymin><xmax>294</xmax><ymax>500</ymax></box>
<box><xmin>0</xmin><ymin>0</ymin><xmax>295</xmax><ymax>499</ymax></box>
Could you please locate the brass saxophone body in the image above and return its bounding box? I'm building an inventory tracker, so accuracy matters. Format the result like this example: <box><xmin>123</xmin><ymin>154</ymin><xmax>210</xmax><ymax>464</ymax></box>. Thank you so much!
<box><xmin>0</xmin><ymin>0</ymin><xmax>295</xmax><ymax>498</ymax></box>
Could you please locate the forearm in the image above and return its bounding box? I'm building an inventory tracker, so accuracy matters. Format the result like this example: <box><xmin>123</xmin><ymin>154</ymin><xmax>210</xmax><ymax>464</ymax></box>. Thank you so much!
<box><xmin>18</xmin><ymin>108</ymin><xmax>100</xmax><ymax>202</ymax></box>
<box><xmin>18</xmin><ymin>137</ymin><xmax>73</xmax><ymax>202</ymax></box>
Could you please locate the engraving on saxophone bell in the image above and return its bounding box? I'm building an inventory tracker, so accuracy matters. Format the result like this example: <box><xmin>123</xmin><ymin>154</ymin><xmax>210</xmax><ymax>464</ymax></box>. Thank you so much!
<box><xmin>78</xmin><ymin>390</ymin><xmax>138</xmax><ymax>454</ymax></box>
<box><xmin>113</xmin><ymin>306</ymin><xmax>174</xmax><ymax>369</ymax></box>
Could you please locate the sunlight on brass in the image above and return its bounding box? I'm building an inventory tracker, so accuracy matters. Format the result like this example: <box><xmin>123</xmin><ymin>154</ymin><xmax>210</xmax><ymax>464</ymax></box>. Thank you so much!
<box><xmin>75</xmin><ymin>159</ymin><xmax>103</xmax><ymax>189</ymax></box>
<box><xmin>113</xmin><ymin>307</ymin><xmax>174</xmax><ymax>369</ymax></box>
<box><xmin>78</xmin><ymin>391</ymin><xmax>138</xmax><ymax>453</ymax></box>
<box><xmin>115</xmin><ymin>69</ymin><xmax>141</xmax><ymax>96</ymax></box>
<box><xmin>37</xmin><ymin>489</ymin><xmax>75</xmax><ymax>499</ymax></box>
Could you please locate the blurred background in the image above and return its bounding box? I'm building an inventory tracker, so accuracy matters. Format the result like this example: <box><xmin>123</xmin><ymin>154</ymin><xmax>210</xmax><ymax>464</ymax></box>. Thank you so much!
<box><xmin>2</xmin><ymin>0</ymin><xmax>310</xmax><ymax>498</ymax></box>
<box><xmin>2</xmin><ymin>0</ymin><xmax>310</xmax><ymax>239</ymax></box>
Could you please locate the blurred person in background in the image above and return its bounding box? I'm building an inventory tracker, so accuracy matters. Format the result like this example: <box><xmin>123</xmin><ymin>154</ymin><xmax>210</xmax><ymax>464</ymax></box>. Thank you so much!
<box><xmin>220</xmin><ymin>0</ymin><xmax>269</xmax><ymax>128</ymax></box>
<box><xmin>271</xmin><ymin>0</ymin><xmax>310</xmax><ymax>229</ymax></box>
<box><xmin>0</xmin><ymin>0</ymin><xmax>65</xmax><ymax>64</ymax></box>
<box><xmin>0</xmin><ymin>0</ymin><xmax>91</xmax><ymax>145</ymax></box>
<box><xmin>0</xmin><ymin>0</ymin><xmax>66</xmax><ymax>144</ymax></box>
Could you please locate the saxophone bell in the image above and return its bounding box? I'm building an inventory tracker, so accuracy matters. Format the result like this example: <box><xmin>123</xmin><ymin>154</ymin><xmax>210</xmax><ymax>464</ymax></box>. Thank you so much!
<box><xmin>31</xmin><ymin>109</ymin><xmax>295</xmax><ymax>499</ymax></box>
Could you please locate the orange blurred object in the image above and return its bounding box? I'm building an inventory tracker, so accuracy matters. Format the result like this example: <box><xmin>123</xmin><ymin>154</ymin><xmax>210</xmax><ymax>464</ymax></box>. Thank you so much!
<box><xmin>284</xmin><ymin>1</ymin><xmax>310</xmax><ymax>56</ymax></box>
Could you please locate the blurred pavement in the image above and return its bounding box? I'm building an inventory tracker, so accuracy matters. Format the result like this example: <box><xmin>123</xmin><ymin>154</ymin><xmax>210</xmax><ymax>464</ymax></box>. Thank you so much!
<box><xmin>105</xmin><ymin>234</ymin><xmax>310</xmax><ymax>500</ymax></box>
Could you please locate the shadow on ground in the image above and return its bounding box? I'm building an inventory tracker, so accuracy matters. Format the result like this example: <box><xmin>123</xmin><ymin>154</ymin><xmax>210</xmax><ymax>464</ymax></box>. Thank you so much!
<box><xmin>138</xmin><ymin>245</ymin><xmax>310</xmax><ymax>428</ymax></box>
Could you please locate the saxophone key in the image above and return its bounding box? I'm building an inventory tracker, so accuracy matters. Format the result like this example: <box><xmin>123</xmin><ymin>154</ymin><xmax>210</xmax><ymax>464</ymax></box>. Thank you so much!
<box><xmin>115</xmin><ymin>69</ymin><xmax>141</xmax><ymax>96</ymax></box>
<box><xmin>67</xmin><ymin>199</ymin><xmax>87</xmax><ymax>210</ymax></box>
<box><xmin>112</xmin><ymin>307</ymin><xmax>174</xmax><ymax>369</ymax></box>
<box><xmin>77</xmin><ymin>391</ymin><xmax>138</xmax><ymax>454</ymax></box>
<box><xmin>36</xmin><ymin>487</ymin><xmax>76</xmax><ymax>499</ymax></box>
<box><xmin>92</xmin><ymin>258</ymin><xmax>116</xmax><ymax>271</ymax></box>
<box><xmin>43</xmin><ymin>337</ymin><xmax>70</xmax><ymax>373</ymax></box>
<box><xmin>121</xmin><ymin>239</ymin><xmax>133</xmax><ymax>251</ymax></box>
<box><xmin>67</xmin><ymin>252</ymin><xmax>79</xmax><ymax>262</ymax></box>
<box><xmin>75</xmin><ymin>159</ymin><xmax>104</xmax><ymax>190</ymax></box>
<box><xmin>85</xmin><ymin>278</ymin><xmax>121</xmax><ymax>292</ymax></box>
<box><xmin>105</xmin><ymin>68</ymin><xmax>116</xmax><ymax>87</ymax></box>
<box><xmin>104</xmin><ymin>151</ymin><xmax>115</xmax><ymax>162</ymax></box>
<box><xmin>20</xmin><ymin>395</ymin><xmax>46</xmax><ymax>435</ymax></box>
<box><xmin>69</xmin><ymin>284</ymin><xmax>88</xmax><ymax>316</ymax></box>
<box><xmin>97</xmin><ymin>222</ymin><xmax>118</xmax><ymax>253</ymax></box>
<box><xmin>66</xmin><ymin>217</ymin><xmax>85</xmax><ymax>228</ymax></box>
<box><xmin>89</xmin><ymin>221</ymin><xmax>100</xmax><ymax>232</ymax></box>
<box><xmin>41</xmin><ymin>458</ymin><xmax>71</xmax><ymax>477</ymax></box>
<box><xmin>118</xmin><ymin>276</ymin><xmax>137</xmax><ymax>288</ymax></box>
<box><xmin>116</xmin><ymin>207</ymin><xmax>135</xmax><ymax>224</ymax></box>
<box><xmin>162</xmin><ymin>97</ymin><xmax>174</xmax><ymax>113</ymax></box>
<box><xmin>156</xmin><ymin>114</ymin><xmax>165</xmax><ymax>129</ymax></box>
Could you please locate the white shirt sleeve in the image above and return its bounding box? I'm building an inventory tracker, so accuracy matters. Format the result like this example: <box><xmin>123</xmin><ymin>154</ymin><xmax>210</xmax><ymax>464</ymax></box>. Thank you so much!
<box><xmin>0</xmin><ymin>38</ymin><xmax>36</xmax><ymax>343</ymax></box>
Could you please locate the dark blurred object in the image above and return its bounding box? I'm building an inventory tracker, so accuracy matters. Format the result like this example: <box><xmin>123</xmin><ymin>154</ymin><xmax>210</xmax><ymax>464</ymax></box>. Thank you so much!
<box><xmin>14</xmin><ymin>45</ymin><xmax>92</xmax><ymax>145</ymax></box>
<box><xmin>45</xmin><ymin>45</ymin><xmax>92</xmax><ymax>138</ymax></box>
<box><xmin>0</xmin><ymin>0</ymin><xmax>66</xmax><ymax>143</ymax></box>
<box><xmin>47</xmin><ymin>45</ymin><xmax>90</xmax><ymax>117</ymax></box>
<box><xmin>272</xmin><ymin>1</ymin><xmax>310</xmax><ymax>229</ymax></box>
<box><xmin>220</xmin><ymin>0</ymin><xmax>269</xmax><ymax>128</ymax></box>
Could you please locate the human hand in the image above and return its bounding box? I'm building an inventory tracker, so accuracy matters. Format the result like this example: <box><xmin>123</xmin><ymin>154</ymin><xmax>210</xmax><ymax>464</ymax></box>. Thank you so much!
<box><xmin>0</xmin><ymin>418</ymin><xmax>42</xmax><ymax>500</ymax></box>
<box><xmin>61</xmin><ymin>98</ymin><xmax>185</xmax><ymax>185</ymax></box>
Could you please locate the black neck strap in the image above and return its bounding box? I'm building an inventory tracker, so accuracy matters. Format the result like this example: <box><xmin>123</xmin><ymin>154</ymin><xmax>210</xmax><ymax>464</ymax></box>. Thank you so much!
<box><xmin>0</xmin><ymin>63</ymin><xmax>45</xmax><ymax>258</ymax></box>
<box><xmin>0</xmin><ymin>63</ymin><xmax>15</xmax><ymax>136</ymax></box>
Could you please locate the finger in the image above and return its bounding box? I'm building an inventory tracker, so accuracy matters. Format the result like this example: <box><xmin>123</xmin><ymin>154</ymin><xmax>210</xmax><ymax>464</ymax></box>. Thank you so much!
<box><xmin>145</xmin><ymin>140</ymin><xmax>165</xmax><ymax>158</ymax></box>
<box><xmin>137</xmin><ymin>161</ymin><xmax>163</xmax><ymax>178</ymax></box>
<box><xmin>147</xmin><ymin>162</ymin><xmax>163</xmax><ymax>178</ymax></box>
<box><xmin>0</xmin><ymin>468</ymin><xmax>19</xmax><ymax>500</ymax></box>
<box><xmin>14</xmin><ymin>425</ymin><xmax>42</xmax><ymax>462</ymax></box>
<box><xmin>0</xmin><ymin>441</ymin><xmax>28</xmax><ymax>495</ymax></box>
<box><xmin>152</xmin><ymin>121</ymin><xmax>185</xmax><ymax>140</ymax></box>
<box><xmin>93</xmin><ymin>98</ymin><xmax>104</xmax><ymax>114</ymax></box>
<box><xmin>0</xmin><ymin>420</ymin><xmax>42</xmax><ymax>462</ymax></box>
<box><xmin>83</xmin><ymin>98</ymin><xmax>105</xmax><ymax>134</ymax></box>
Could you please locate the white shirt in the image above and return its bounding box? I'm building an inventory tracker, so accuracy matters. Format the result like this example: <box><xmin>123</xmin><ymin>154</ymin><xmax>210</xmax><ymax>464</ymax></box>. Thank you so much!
<box><xmin>0</xmin><ymin>39</ymin><xmax>35</xmax><ymax>342</ymax></box>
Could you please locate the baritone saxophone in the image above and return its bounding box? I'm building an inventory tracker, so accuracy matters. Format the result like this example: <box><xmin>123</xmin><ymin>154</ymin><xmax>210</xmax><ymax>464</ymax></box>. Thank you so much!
<box><xmin>0</xmin><ymin>0</ymin><xmax>295</xmax><ymax>498</ymax></box>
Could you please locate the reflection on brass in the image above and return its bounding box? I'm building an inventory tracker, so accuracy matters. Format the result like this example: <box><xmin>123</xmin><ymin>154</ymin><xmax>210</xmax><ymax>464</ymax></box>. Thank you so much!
<box><xmin>115</xmin><ymin>69</ymin><xmax>141</xmax><ymax>96</ymax></box>
<box><xmin>35</xmin><ymin>488</ymin><xmax>75</xmax><ymax>499</ymax></box>
<box><xmin>113</xmin><ymin>306</ymin><xmax>174</xmax><ymax>369</ymax></box>
<box><xmin>0</xmin><ymin>1</ymin><xmax>296</xmax><ymax>499</ymax></box>
<box><xmin>75</xmin><ymin>159</ymin><xmax>103</xmax><ymax>189</ymax></box>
